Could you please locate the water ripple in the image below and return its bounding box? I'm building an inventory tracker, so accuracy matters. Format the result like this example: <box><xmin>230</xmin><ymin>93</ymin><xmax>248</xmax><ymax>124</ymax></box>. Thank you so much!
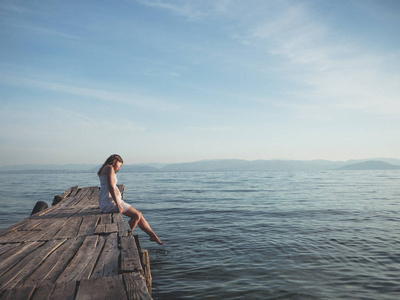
<box><xmin>1</xmin><ymin>171</ymin><xmax>400</xmax><ymax>299</ymax></box>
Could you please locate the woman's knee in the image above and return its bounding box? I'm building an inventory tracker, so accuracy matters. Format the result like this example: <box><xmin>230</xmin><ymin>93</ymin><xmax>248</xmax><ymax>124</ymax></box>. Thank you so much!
<box><xmin>127</xmin><ymin>208</ymin><xmax>142</xmax><ymax>220</ymax></box>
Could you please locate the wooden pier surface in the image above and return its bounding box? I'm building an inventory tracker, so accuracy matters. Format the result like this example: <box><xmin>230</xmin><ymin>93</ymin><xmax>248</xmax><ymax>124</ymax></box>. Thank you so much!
<box><xmin>0</xmin><ymin>186</ymin><xmax>152</xmax><ymax>300</ymax></box>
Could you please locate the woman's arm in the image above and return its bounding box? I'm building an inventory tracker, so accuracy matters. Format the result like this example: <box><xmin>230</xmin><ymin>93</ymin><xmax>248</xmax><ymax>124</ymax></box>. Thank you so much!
<box><xmin>104</xmin><ymin>165</ymin><xmax>123</xmax><ymax>214</ymax></box>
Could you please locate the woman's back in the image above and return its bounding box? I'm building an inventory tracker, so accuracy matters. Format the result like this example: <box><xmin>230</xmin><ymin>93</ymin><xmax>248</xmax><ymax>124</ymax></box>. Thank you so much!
<box><xmin>99</xmin><ymin>174</ymin><xmax>121</xmax><ymax>213</ymax></box>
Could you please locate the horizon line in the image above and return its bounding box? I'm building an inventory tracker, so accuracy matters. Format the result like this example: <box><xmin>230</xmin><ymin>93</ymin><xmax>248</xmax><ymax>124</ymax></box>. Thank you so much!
<box><xmin>1</xmin><ymin>157</ymin><xmax>400</xmax><ymax>169</ymax></box>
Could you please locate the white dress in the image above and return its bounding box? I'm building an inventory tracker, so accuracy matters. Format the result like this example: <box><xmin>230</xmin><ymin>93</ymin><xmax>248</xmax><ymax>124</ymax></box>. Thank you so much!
<box><xmin>99</xmin><ymin>174</ymin><xmax>131</xmax><ymax>213</ymax></box>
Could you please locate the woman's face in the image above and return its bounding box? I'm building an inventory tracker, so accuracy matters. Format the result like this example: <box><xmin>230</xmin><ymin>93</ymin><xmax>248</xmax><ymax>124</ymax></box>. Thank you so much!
<box><xmin>114</xmin><ymin>161</ymin><xmax>123</xmax><ymax>172</ymax></box>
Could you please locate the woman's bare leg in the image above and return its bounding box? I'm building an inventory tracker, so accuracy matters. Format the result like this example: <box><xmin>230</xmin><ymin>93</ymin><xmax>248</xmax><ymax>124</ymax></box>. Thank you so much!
<box><xmin>137</xmin><ymin>214</ymin><xmax>164</xmax><ymax>245</ymax></box>
<box><xmin>123</xmin><ymin>207</ymin><xmax>164</xmax><ymax>245</ymax></box>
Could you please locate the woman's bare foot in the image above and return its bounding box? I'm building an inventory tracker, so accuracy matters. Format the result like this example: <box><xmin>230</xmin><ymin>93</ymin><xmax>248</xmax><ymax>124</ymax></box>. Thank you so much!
<box><xmin>150</xmin><ymin>236</ymin><xmax>164</xmax><ymax>245</ymax></box>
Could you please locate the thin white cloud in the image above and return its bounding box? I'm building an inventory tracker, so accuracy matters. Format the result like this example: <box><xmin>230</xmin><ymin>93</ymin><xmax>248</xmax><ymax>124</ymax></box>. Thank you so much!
<box><xmin>0</xmin><ymin>106</ymin><xmax>146</xmax><ymax>155</ymax></box>
<box><xmin>241</xmin><ymin>3</ymin><xmax>400</xmax><ymax>115</ymax></box>
<box><xmin>0</xmin><ymin>2</ymin><xmax>82</xmax><ymax>40</ymax></box>
<box><xmin>0</xmin><ymin>1</ymin><xmax>37</xmax><ymax>15</ymax></box>
<box><xmin>187</xmin><ymin>126</ymin><xmax>231</xmax><ymax>132</ymax></box>
<box><xmin>134</xmin><ymin>0</ymin><xmax>231</xmax><ymax>20</ymax></box>
<box><xmin>52</xmin><ymin>108</ymin><xmax>147</xmax><ymax>132</ymax></box>
<box><xmin>142</xmin><ymin>1</ymin><xmax>400</xmax><ymax>116</ymax></box>
<box><xmin>0</xmin><ymin>74</ymin><xmax>179</xmax><ymax>111</ymax></box>
<box><xmin>15</xmin><ymin>24</ymin><xmax>83</xmax><ymax>40</ymax></box>
<box><xmin>76</xmin><ymin>119</ymin><xmax>147</xmax><ymax>135</ymax></box>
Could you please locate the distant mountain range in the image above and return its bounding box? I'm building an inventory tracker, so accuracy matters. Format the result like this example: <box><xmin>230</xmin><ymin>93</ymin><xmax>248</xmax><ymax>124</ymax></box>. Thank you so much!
<box><xmin>337</xmin><ymin>161</ymin><xmax>400</xmax><ymax>170</ymax></box>
<box><xmin>1</xmin><ymin>158</ymin><xmax>400</xmax><ymax>173</ymax></box>
<box><xmin>157</xmin><ymin>158</ymin><xmax>400</xmax><ymax>171</ymax></box>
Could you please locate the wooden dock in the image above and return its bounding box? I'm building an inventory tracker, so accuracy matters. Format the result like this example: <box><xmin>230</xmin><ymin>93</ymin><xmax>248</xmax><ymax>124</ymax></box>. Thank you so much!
<box><xmin>0</xmin><ymin>185</ymin><xmax>152</xmax><ymax>300</ymax></box>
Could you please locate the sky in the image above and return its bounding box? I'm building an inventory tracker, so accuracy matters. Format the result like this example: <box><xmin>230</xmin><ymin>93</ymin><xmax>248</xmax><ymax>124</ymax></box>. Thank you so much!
<box><xmin>0</xmin><ymin>0</ymin><xmax>399</xmax><ymax>166</ymax></box>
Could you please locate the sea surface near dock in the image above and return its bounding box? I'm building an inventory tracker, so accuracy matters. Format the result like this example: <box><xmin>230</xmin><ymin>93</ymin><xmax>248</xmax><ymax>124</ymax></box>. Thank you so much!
<box><xmin>1</xmin><ymin>170</ymin><xmax>400</xmax><ymax>299</ymax></box>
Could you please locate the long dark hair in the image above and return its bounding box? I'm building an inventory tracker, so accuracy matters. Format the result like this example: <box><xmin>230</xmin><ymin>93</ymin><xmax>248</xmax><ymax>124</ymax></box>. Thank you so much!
<box><xmin>97</xmin><ymin>154</ymin><xmax>124</xmax><ymax>176</ymax></box>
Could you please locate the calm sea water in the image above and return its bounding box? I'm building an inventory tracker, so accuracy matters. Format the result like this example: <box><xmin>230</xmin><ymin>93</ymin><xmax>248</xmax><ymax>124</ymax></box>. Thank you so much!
<box><xmin>1</xmin><ymin>170</ymin><xmax>399</xmax><ymax>299</ymax></box>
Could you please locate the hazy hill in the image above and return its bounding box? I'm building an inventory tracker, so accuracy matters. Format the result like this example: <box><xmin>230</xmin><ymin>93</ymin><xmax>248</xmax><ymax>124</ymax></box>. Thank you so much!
<box><xmin>1</xmin><ymin>158</ymin><xmax>399</xmax><ymax>172</ymax></box>
<box><xmin>161</xmin><ymin>159</ymin><xmax>347</xmax><ymax>171</ymax></box>
<box><xmin>119</xmin><ymin>165</ymin><xmax>160</xmax><ymax>172</ymax></box>
<box><xmin>161</xmin><ymin>158</ymin><xmax>400</xmax><ymax>171</ymax></box>
<box><xmin>344</xmin><ymin>158</ymin><xmax>400</xmax><ymax>165</ymax></box>
<box><xmin>337</xmin><ymin>160</ymin><xmax>400</xmax><ymax>170</ymax></box>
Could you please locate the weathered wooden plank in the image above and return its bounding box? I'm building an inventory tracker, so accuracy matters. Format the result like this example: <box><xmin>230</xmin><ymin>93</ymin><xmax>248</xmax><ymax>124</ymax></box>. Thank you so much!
<box><xmin>75</xmin><ymin>206</ymin><xmax>101</xmax><ymax>217</ymax></box>
<box><xmin>76</xmin><ymin>274</ymin><xmax>127</xmax><ymax>300</ymax></box>
<box><xmin>74</xmin><ymin>187</ymin><xmax>90</xmax><ymax>201</ymax></box>
<box><xmin>123</xmin><ymin>272</ymin><xmax>152</xmax><ymax>300</ymax></box>
<box><xmin>33</xmin><ymin>281</ymin><xmax>76</xmax><ymax>300</ymax></box>
<box><xmin>73</xmin><ymin>187</ymin><xmax>93</xmax><ymax>206</ymax></box>
<box><xmin>68</xmin><ymin>186</ymin><xmax>80</xmax><ymax>198</ymax></box>
<box><xmin>39</xmin><ymin>219</ymin><xmax>67</xmax><ymax>241</ymax></box>
<box><xmin>86</xmin><ymin>186</ymin><xmax>97</xmax><ymax>198</ymax></box>
<box><xmin>100</xmin><ymin>214</ymin><xmax>112</xmax><ymax>224</ymax></box>
<box><xmin>33</xmin><ymin>218</ymin><xmax>58</xmax><ymax>230</ymax></box>
<box><xmin>18</xmin><ymin>218</ymin><xmax>44</xmax><ymax>231</ymax></box>
<box><xmin>60</xmin><ymin>186</ymin><xmax>74</xmax><ymax>198</ymax></box>
<box><xmin>94</xmin><ymin>224</ymin><xmax>106</xmax><ymax>234</ymax></box>
<box><xmin>44</xmin><ymin>207</ymin><xmax>82</xmax><ymax>218</ymax></box>
<box><xmin>53</xmin><ymin>217</ymin><xmax>82</xmax><ymax>239</ymax></box>
<box><xmin>59</xmin><ymin>191</ymin><xmax>82</xmax><ymax>207</ymax></box>
<box><xmin>72</xmin><ymin>187</ymin><xmax>99</xmax><ymax>207</ymax></box>
<box><xmin>88</xmin><ymin>186</ymin><xmax>99</xmax><ymax>200</ymax></box>
<box><xmin>0</xmin><ymin>230</ymin><xmax>27</xmax><ymax>243</ymax></box>
<box><xmin>106</xmin><ymin>223</ymin><xmax>118</xmax><ymax>233</ymax></box>
<box><xmin>58</xmin><ymin>197</ymin><xmax>76</xmax><ymax>207</ymax></box>
<box><xmin>133</xmin><ymin>234</ymin><xmax>142</xmax><ymax>253</ymax></box>
<box><xmin>0</xmin><ymin>218</ymin><xmax>30</xmax><ymax>238</ymax></box>
<box><xmin>17</xmin><ymin>218</ymin><xmax>70</xmax><ymax>242</ymax></box>
<box><xmin>47</xmin><ymin>281</ymin><xmax>76</xmax><ymax>300</ymax></box>
<box><xmin>0</xmin><ymin>242</ymin><xmax>21</xmax><ymax>257</ymax></box>
<box><xmin>40</xmin><ymin>237</ymin><xmax>85</xmax><ymax>285</ymax></box>
<box><xmin>56</xmin><ymin>235</ymin><xmax>100</xmax><ymax>283</ymax></box>
<box><xmin>73</xmin><ymin>197</ymin><xmax>91</xmax><ymax>207</ymax></box>
<box><xmin>94</xmin><ymin>214</ymin><xmax>116</xmax><ymax>234</ymax></box>
<box><xmin>113</xmin><ymin>213</ymin><xmax>123</xmax><ymax>223</ymax></box>
<box><xmin>0</xmin><ymin>285</ymin><xmax>35</xmax><ymax>300</ymax></box>
<box><xmin>77</xmin><ymin>215</ymin><xmax>99</xmax><ymax>237</ymax></box>
<box><xmin>91</xmin><ymin>233</ymin><xmax>119</xmax><ymax>279</ymax></box>
<box><xmin>140</xmin><ymin>250</ymin><xmax>152</xmax><ymax>291</ymax></box>
<box><xmin>98</xmin><ymin>248</ymin><xmax>120</xmax><ymax>278</ymax></box>
<box><xmin>0</xmin><ymin>239</ymin><xmax>65</xmax><ymax>289</ymax></box>
<box><xmin>118</xmin><ymin>220</ymin><xmax>132</xmax><ymax>237</ymax></box>
<box><xmin>31</xmin><ymin>283</ymin><xmax>54</xmax><ymax>300</ymax></box>
<box><xmin>0</xmin><ymin>242</ymin><xmax>45</xmax><ymax>277</ymax></box>
<box><xmin>94</xmin><ymin>223</ymin><xmax>119</xmax><ymax>235</ymax></box>
<box><xmin>19</xmin><ymin>229</ymin><xmax>50</xmax><ymax>243</ymax></box>
<box><xmin>22</xmin><ymin>238</ymin><xmax>77</xmax><ymax>288</ymax></box>
<box><xmin>114</xmin><ymin>212</ymin><xmax>131</xmax><ymax>236</ymax></box>
<box><xmin>132</xmin><ymin>234</ymin><xmax>152</xmax><ymax>291</ymax></box>
<box><xmin>78</xmin><ymin>235</ymin><xmax>106</xmax><ymax>280</ymax></box>
<box><xmin>120</xmin><ymin>236</ymin><xmax>142</xmax><ymax>272</ymax></box>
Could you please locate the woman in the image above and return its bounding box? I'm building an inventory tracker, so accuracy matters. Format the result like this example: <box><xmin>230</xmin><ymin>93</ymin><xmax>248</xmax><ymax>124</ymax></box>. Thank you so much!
<box><xmin>98</xmin><ymin>154</ymin><xmax>164</xmax><ymax>245</ymax></box>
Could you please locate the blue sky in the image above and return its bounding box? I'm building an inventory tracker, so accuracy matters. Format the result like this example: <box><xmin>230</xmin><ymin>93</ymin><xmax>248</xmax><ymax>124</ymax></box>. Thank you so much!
<box><xmin>1</xmin><ymin>0</ymin><xmax>399</xmax><ymax>166</ymax></box>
